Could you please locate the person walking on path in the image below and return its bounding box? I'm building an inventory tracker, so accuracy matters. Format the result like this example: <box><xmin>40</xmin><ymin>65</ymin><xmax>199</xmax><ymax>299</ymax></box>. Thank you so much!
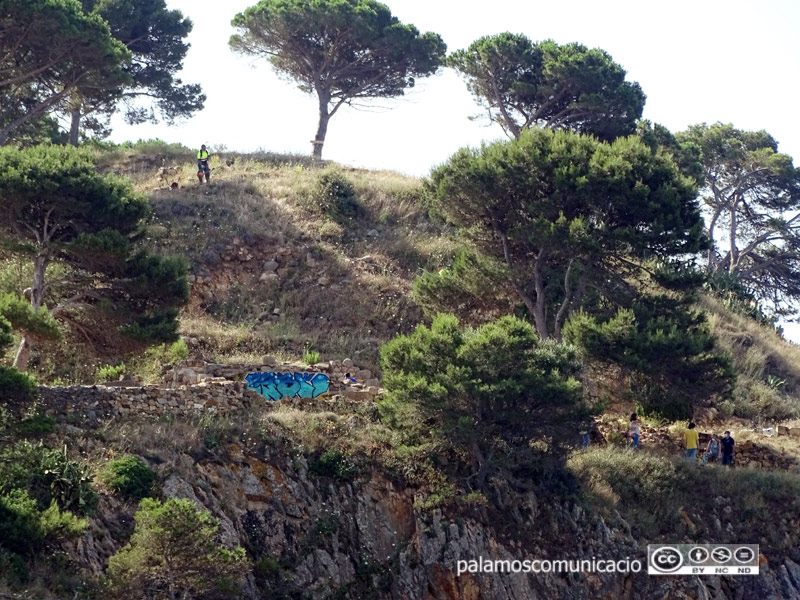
<box><xmin>197</xmin><ymin>144</ymin><xmax>211</xmax><ymax>183</ymax></box>
<box><xmin>702</xmin><ymin>434</ymin><xmax>720</xmax><ymax>465</ymax></box>
<box><xmin>629</xmin><ymin>413</ymin><xmax>641</xmax><ymax>449</ymax></box>
<box><xmin>720</xmin><ymin>430</ymin><xmax>735</xmax><ymax>466</ymax></box>
<box><xmin>684</xmin><ymin>422</ymin><xmax>699</xmax><ymax>463</ymax></box>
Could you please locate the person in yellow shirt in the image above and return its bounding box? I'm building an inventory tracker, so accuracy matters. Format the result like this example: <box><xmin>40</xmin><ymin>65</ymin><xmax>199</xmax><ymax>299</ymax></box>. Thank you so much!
<box><xmin>197</xmin><ymin>144</ymin><xmax>211</xmax><ymax>183</ymax></box>
<box><xmin>684</xmin><ymin>422</ymin><xmax>699</xmax><ymax>463</ymax></box>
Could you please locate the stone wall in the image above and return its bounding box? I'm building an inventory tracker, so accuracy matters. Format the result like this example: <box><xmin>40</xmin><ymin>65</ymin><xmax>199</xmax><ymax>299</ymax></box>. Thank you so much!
<box><xmin>38</xmin><ymin>357</ymin><xmax>384</xmax><ymax>422</ymax></box>
<box><xmin>39</xmin><ymin>381</ymin><xmax>261</xmax><ymax>422</ymax></box>
<box><xmin>166</xmin><ymin>356</ymin><xmax>382</xmax><ymax>402</ymax></box>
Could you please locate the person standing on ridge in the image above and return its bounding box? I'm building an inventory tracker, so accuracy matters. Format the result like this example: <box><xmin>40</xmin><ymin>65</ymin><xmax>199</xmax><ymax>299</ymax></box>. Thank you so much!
<box><xmin>684</xmin><ymin>422</ymin><xmax>699</xmax><ymax>463</ymax></box>
<box><xmin>197</xmin><ymin>144</ymin><xmax>211</xmax><ymax>183</ymax></box>
<box><xmin>720</xmin><ymin>430</ymin><xmax>735</xmax><ymax>467</ymax></box>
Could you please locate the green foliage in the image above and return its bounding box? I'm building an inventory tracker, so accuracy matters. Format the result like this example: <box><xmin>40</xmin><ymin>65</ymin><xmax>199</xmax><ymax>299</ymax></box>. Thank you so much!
<box><xmin>448</xmin><ymin>34</ymin><xmax>645</xmax><ymax>140</ymax></box>
<box><xmin>563</xmin><ymin>297</ymin><xmax>733</xmax><ymax>420</ymax></box>
<box><xmin>0</xmin><ymin>0</ymin><xmax>130</xmax><ymax>144</ymax></box>
<box><xmin>0</xmin><ymin>311</ymin><xmax>12</xmax><ymax>350</ymax></box>
<box><xmin>309</xmin><ymin>449</ymin><xmax>357</xmax><ymax>481</ymax></box>
<box><xmin>253</xmin><ymin>556</ymin><xmax>280</xmax><ymax>579</ymax></box>
<box><xmin>677</xmin><ymin>123</ymin><xmax>800</xmax><ymax>315</ymax></box>
<box><xmin>76</xmin><ymin>0</ymin><xmax>204</xmax><ymax>140</ymax></box>
<box><xmin>0</xmin><ymin>144</ymin><xmax>188</xmax><ymax>369</ymax></box>
<box><xmin>0</xmin><ymin>293</ymin><xmax>61</xmax><ymax>340</ymax></box>
<box><xmin>309</xmin><ymin>170</ymin><xmax>363</xmax><ymax>223</ymax></box>
<box><xmin>0</xmin><ymin>489</ymin><xmax>87</xmax><ymax>556</ymax></box>
<box><xmin>0</xmin><ymin>549</ymin><xmax>28</xmax><ymax>585</ymax></box>
<box><xmin>165</xmin><ymin>338</ymin><xmax>190</xmax><ymax>362</ymax></box>
<box><xmin>96</xmin><ymin>363</ymin><xmax>126</xmax><ymax>382</ymax></box>
<box><xmin>378</xmin><ymin>314</ymin><xmax>582</xmax><ymax>488</ymax></box>
<box><xmin>0</xmin><ymin>366</ymin><xmax>39</xmax><ymax>404</ymax></box>
<box><xmin>0</xmin><ymin>441</ymin><xmax>97</xmax><ymax>514</ymax></box>
<box><xmin>107</xmin><ymin>498</ymin><xmax>250</xmax><ymax>600</ymax></box>
<box><xmin>16</xmin><ymin>409</ymin><xmax>55</xmax><ymax>437</ymax></box>
<box><xmin>230</xmin><ymin>0</ymin><xmax>446</xmax><ymax>158</ymax></box>
<box><xmin>303</xmin><ymin>348</ymin><xmax>320</xmax><ymax>365</ymax></box>
<box><xmin>427</xmin><ymin>127</ymin><xmax>706</xmax><ymax>339</ymax></box>
<box><xmin>99</xmin><ymin>456</ymin><xmax>157</xmax><ymax>501</ymax></box>
<box><xmin>412</xmin><ymin>249</ymin><xmax>511</xmax><ymax>321</ymax></box>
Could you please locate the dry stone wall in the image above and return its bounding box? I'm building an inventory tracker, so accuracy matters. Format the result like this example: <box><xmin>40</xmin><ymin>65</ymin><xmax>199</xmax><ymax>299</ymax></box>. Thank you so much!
<box><xmin>39</xmin><ymin>357</ymin><xmax>383</xmax><ymax>422</ymax></box>
<box><xmin>39</xmin><ymin>381</ymin><xmax>260</xmax><ymax>421</ymax></box>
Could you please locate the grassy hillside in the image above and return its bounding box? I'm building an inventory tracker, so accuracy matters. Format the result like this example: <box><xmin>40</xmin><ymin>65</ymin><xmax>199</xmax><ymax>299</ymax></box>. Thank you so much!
<box><xmin>3</xmin><ymin>141</ymin><xmax>800</xmax><ymax>432</ymax></box>
<box><xmin>1</xmin><ymin>142</ymin><xmax>462</xmax><ymax>382</ymax></box>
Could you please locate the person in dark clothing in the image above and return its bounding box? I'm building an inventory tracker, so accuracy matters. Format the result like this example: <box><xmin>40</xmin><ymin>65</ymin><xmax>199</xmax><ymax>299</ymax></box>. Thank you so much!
<box><xmin>720</xmin><ymin>430</ymin><xmax>735</xmax><ymax>466</ymax></box>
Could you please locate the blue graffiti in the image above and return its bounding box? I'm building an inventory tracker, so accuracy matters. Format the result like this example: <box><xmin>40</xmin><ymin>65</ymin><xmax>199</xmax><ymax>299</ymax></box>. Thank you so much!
<box><xmin>245</xmin><ymin>372</ymin><xmax>330</xmax><ymax>400</ymax></box>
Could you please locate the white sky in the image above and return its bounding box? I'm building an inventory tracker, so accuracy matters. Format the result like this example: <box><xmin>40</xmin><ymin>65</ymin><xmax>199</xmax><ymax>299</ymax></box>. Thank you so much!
<box><xmin>110</xmin><ymin>0</ymin><xmax>800</xmax><ymax>175</ymax></box>
<box><xmin>109</xmin><ymin>0</ymin><xmax>800</xmax><ymax>337</ymax></box>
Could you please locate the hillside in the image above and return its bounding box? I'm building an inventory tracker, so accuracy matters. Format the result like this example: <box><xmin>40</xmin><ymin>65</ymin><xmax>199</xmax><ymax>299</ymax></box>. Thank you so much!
<box><xmin>3</xmin><ymin>143</ymin><xmax>800</xmax><ymax>599</ymax></box>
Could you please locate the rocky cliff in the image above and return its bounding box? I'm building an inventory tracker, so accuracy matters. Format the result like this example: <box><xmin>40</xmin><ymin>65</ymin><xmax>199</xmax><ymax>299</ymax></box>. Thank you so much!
<box><xmin>58</xmin><ymin>412</ymin><xmax>800</xmax><ymax>600</ymax></box>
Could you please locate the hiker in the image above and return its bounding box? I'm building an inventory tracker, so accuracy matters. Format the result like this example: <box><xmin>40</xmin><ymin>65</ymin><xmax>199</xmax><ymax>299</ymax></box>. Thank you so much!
<box><xmin>720</xmin><ymin>430</ymin><xmax>735</xmax><ymax>467</ymax></box>
<box><xmin>197</xmin><ymin>144</ymin><xmax>211</xmax><ymax>183</ymax></box>
<box><xmin>579</xmin><ymin>422</ymin><xmax>591</xmax><ymax>449</ymax></box>
<box><xmin>629</xmin><ymin>413</ymin><xmax>640</xmax><ymax>449</ymax></box>
<box><xmin>343</xmin><ymin>372</ymin><xmax>357</xmax><ymax>384</ymax></box>
<box><xmin>684</xmin><ymin>422</ymin><xmax>699</xmax><ymax>463</ymax></box>
<box><xmin>702</xmin><ymin>434</ymin><xmax>720</xmax><ymax>465</ymax></box>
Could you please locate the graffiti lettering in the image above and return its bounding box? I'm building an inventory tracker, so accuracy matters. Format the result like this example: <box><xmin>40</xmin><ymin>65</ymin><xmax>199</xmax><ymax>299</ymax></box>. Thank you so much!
<box><xmin>245</xmin><ymin>372</ymin><xmax>330</xmax><ymax>400</ymax></box>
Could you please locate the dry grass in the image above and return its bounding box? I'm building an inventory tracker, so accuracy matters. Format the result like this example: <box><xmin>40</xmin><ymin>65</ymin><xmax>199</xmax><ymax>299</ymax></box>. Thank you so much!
<box><xmin>702</xmin><ymin>295</ymin><xmax>800</xmax><ymax>421</ymax></box>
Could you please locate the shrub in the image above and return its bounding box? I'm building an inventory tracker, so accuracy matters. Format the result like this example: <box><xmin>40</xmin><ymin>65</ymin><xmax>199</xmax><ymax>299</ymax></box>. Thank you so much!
<box><xmin>564</xmin><ymin>299</ymin><xmax>733</xmax><ymax>421</ymax></box>
<box><xmin>309</xmin><ymin>449</ymin><xmax>356</xmax><ymax>481</ymax></box>
<box><xmin>0</xmin><ymin>441</ymin><xmax>97</xmax><ymax>513</ymax></box>
<box><xmin>378</xmin><ymin>314</ymin><xmax>582</xmax><ymax>488</ymax></box>
<box><xmin>99</xmin><ymin>456</ymin><xmax>157</xmax><ymax>501</ymax></box>
<box><xmin>0</xmin><ymin>489</ymin><xmax>87</xmax><ymax>556</ymax></box>
<box><xmin>97</xmin><ymin>363</ymin><xmax>126</xmax><ymax>382</ymax></box>
<box><xmin>165</xmin><ymin>338</ymin><xmax>190</xmax><ymax>363</ymax></box>
<box><xmin>310</xmin><ymin>170</ymin><xmax>362</xmax><ymax>223</ymax></box>
<box><xmin>107</xmin><ymin>498</ymin><xmax>249</xmax><ymax>600</ymax></box>
<box><xmin>0</xmin><ymin>366</ymin><xmax>38</xmax><ymax>404</ymax></box>
<box><xmin>17</xmin><ymin>410</ymin><xmax>55</xmax><ymax>436</ymax></box>
<box><xmin>303</xmin><ymin>348</ymin><xmax>320</xmax><ymax>365</ymax></box>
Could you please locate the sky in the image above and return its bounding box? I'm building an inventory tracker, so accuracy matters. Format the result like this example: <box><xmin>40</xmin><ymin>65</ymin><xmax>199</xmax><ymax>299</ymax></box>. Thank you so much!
<box><xmin>109</xmin><ymin>0</ymin><xmax>800</xmax><ymax>176</ymax></box>
<box><xmin>109</xmin><ymin>0</ymin><xmax>800</xmax><ymax>337</ymax></box>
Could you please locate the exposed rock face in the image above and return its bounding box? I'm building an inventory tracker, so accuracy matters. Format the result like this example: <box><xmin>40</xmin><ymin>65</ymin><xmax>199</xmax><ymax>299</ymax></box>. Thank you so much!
<box><xmin>67</xmin><ymin>441</ymin><xmax>800</xmax><ymax>600</ymax></box>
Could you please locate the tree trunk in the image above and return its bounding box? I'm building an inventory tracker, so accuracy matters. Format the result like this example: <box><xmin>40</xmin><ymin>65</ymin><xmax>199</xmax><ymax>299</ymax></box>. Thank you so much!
<box><xmin>532</xmin><ymin>251</ymin><xmax>549</xmax><ymax>339</ymax></box>
<box><xmin>312</xmin><ymin>88</ymin><xmax>331</xmax><ymax>160</ymax></box>
<box><xmin>13</xmin><ymin>253</ymin><xmax>48</xmax><ymax>371</ymax></box>
<box><xmin>69</xmin><ymin>108</ymin><xmax>81</xmax><ymax>147</ymax></box>
<box><xmin>13</xmin><ymin>336</ymin><xmax>32</xmax><ymax>372</ymax></box>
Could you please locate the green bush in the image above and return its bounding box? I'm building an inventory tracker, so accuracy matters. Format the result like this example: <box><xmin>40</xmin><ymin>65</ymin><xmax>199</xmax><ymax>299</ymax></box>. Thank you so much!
<box><xmin>0</xmin><ymin>441</ymin><xmax>96</xmax><ymax>513</ymax></box>
<box><xmin>165</xmin><ymin>338</ymin><xmax>190</xmax><ymax>363</ymax></box>
<box><xmin>97</xmin><ymin>363</ymin><xmax>126</xmax><ymax>382</ymax></box>
<box><xmin>107</xmin><ymin>498</ymin><xmax>249</xmax><ymax>599</ymax></box>
<box><xmin>303</xmin><ymin>348</ymin><xmax>320</xmax><ymax>365</ymax></box>
<box><xmin>0</xmin><ymin>549</ymin><xmax>28</xmax><ymax>584</ymax></box>
<box><xmin>310</xmin><ymin>170</ymin><xmax>363</xmax><ymax>223</ymax></box>
<box><xmin>0</xmin><ymin>489</ymin><xmax>87</xmax><ymax>556</ymax></box>
<box><xmin>17</xmin><ymin>410</ymin><xmax>55</xmax><ymax>436</ymax></box>
<box><xmin>564</xmin><ymin>299</ymin><xmax>733</xmax><ymax>421</ymax></box>
<box><xmin>100</xmin><ymin>456</ymin><xmax>157</xmax><ymax>501</ymax></box>
<box><xmin>309</xmin><ymin>449</ymin><xmax>357</xmax><ymax>481</ymax></box>
<box><xmin>0</xmin><ymin>366</ymin><xmax>39</xmax><ymax>404</ymax></box>
<box><xmin>378</xmin><ymin>314</ymin><xmax>582</xmax><ymax>488</ymax></box>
